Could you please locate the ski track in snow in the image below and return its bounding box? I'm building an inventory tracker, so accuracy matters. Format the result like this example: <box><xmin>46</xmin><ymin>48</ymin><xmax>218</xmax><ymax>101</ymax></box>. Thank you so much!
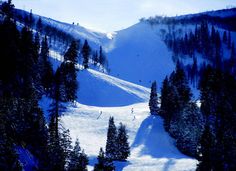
<box><xmin>88</xmin><ymin>69</ymin><xmax>150</xmax><ymax>101</ymax></box>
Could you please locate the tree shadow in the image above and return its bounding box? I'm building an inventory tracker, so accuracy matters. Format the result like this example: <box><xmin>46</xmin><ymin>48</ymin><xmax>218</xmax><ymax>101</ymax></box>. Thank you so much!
<box><xmin>131</xmin><ymin>115</ymin><xmax>188</xmax><ymax>159</ymax></box>
<box><xmin>114</xmin><ymin>161</ymin><xmax>131</xmax><ymax>171</ymax></box>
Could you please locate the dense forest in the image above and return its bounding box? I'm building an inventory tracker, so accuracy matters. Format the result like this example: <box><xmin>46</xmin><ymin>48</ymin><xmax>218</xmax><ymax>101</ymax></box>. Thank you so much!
<box><xmin>147</xmin><ymin>16</ymin><xmax>236</xmax><ymax>170</ymax></box>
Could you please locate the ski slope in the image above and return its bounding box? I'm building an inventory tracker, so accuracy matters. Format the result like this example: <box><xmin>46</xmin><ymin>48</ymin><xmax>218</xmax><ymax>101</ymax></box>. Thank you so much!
<box><xmin>104</xmin><ymin>22</ymin><xmax>175</xmax><ymax>89</ymax></box>
<box><xmin>27</xmin><ymin>10</ymin><xmax>225</xmax><ymax>170</ymax></box>
<box><xmin>46</xmin><ymin>18</ymin><xmax>198</xmax><ymax>171</ymax></box>
<box><xmin>77</xmin><ymin>69</ymin><xmax>150</xmax><ymax>107</ymax></box>
<box><xmin>61</xmin><ymin>68</ymin><xmax>197</xmax><ymax>171</ymax></box>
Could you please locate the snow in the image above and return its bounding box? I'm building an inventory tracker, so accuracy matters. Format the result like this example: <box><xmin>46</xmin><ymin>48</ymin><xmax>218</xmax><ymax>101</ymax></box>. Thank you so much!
<box><xmin>60</xmin><ymin>67</ymin><xmax>197</xmax><ymax>170</ymax></box>
<box><xmin>13</xmin><ymin>10</ymin><xmax>209</xmax><ymax>170</ymax></box>
<box><xmin>77</xmin><ymin>69</ymin><xmax>150</xmax><ymax>107</ymax></box>
<box><xmin>61</xmin><ymin>101</ymin><xmax>197</xmax><ymax>171</ymax></box>
<box><xmin>104</xmin><ymin>22</ymin><xmax>175</xmax><ymax>90</ymax></box>
<box><xmin>38</xmin><ymin>16</ymin><xmax>199</xmax><ymax>170</ymax></box>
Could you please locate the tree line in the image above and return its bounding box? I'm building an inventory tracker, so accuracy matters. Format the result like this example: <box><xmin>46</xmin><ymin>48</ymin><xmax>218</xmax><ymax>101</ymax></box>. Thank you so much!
<box><xmin>163</xmin><ymin>22</ymin><xmax>236</xmax><ymax>86</ymax></box>
<box><xmin>149</xmin><ymin>60</ymin><xmax>236</xmax><ymax>170</ymax></box>
<box><xmin>12</xmin><ymin>4</ymin><xmax>108</xmax><ymax>71</ymax></box>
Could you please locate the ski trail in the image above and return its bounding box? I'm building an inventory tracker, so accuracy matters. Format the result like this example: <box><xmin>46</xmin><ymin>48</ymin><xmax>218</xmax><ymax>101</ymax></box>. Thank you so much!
<box><xmin>88</xmin><ymin>69</ymin><xmax>150</xmax><ymax>101</ymax></box>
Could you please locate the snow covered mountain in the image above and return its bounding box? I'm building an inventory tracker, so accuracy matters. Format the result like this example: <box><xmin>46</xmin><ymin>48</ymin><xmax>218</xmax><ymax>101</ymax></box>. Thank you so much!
<box><xmin>42</xmin><ymin>16</ymin><xmax>197</xmax><ymax>171</ymax></box>
<box><xmin>12</xmin><ymin>7</ymin><xmax>236</xmax><ymax>171</ymax></box>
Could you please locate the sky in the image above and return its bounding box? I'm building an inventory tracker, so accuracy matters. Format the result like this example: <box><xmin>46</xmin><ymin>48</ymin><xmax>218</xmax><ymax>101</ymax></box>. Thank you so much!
<box><xmin>12</xmin><ymin>0</ymin><xmax>236</xmax><ymax>32</ymax></box>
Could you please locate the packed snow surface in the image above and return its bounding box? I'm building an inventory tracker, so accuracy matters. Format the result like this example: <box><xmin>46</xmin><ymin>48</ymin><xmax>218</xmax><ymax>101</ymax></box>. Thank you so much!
<box><xmin>60</xmin><ymin>69</ymin><xmax>197</xmax><ymax>171</ymax></box>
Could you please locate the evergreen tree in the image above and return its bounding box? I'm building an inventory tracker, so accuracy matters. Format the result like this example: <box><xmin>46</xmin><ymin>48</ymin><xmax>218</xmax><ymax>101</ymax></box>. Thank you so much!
<box><xmin>116</xmin><ymin>123</ymin><xmax>130</xmax><ymax>161</ymax></box>
<box><xmin>28</xmin><ymin>9</ymin><xmax>34</xmax><ymax>28</ymax></box>
<box><xmin>105</xmin><ymin>117</ymin><xmax>117</xmax><ymax>160</ymax></box>
<box><xmin>228</xmin><ymin>42</ymin><xmax>236</xmax><ymax>74</ymax></box>
<box><xmin>23</xmin><ymin>90</ymin><xmax>50</xmax><ymax>170</ymax></box>
<box><xmin>230</xmin><ymin>42</ymin><xmax>235</xmax><ymax>61</ymax></box>
<box><xmin>93</xmin><ymin>51</ymin><xmax>99</xmax><ymax>66</ymax></box>
<box><xmin>64</xmin><ymin>40</ymin><xmax>78</xmax><ymax>64</ymax></box>
<box><xmin>59</xmin><ymin>61</ymin><xmax>78</xmax><ymax>102</ymax></box>
<box><xmin>170</xmin><ymin>61</ymin><xmax>192</xmax><ymax>110</ymax></box>
<box><xmin>149</xmin><ymin>81</ymin><xmax>159</xmax><ymax>115</ymax></box>
<box><xmin>94</xmin><ymin>148</ymin><xmax>115</xmax><ymax>171</ymax></box>
<box><xmin>170</xmin><ymin>102</ymin><xmax>204</xmax><ymax>156</ymax></box>
<box><xmin>60</xmin><ymin>127</ymin><xmax>72</xmax><ymax>167</ymax></box>
<box><xmin>68</xmin><ymin>140</ymin><xmax>89</xmax><ymax>171</ymax></box>
<box><xmin>160</xmin><ymin>76</ymin><xmax>170</xmax><ymax>117</ymax></box>
<box><xmin>48</xmin><ymin>67</ymin><xmax>65</xmax><ymax>171</ymax></box>
<box><xmin>36</xmin><ymin>17</ymin><xmax>43</xmax><ymax>33</ymax></box>
<box><xmin>33</xmin><ymin>32</ymin><xmax>40</xmax><ymax>61</ymax></box>
<box><xmin>38</xmin><ymin>36</ymin><xmax>53</xmax><ymax>93</ymax></box>
<box><xmin>228</xmin><ymin>31</ymin><xmax>231</xmax><ymax>49</ymax></box>
<box><xmin>48</xmin><ymin>112</ymin><xmax>65</xmax><ymax>171</ymax></box>
<box><xmin>0</xmin><ymin>0</ymin><xmax>14</xmax><ymax>18</ymax></box>
<box><xmin>160</xmin><ymin>75</ymin><xmax>177</xmax><ymax>130</ymax></box>
<box><xmin>59</xmin><ymin>41</ymin><xmax>79</xmax><ymax>102</ymax></box>
<box><xmin>223</xmin><ymin>31</ymin><xmax>227</xmax><ymax>44</ymax></box>
<box><xmin>77</xmin><ymin>150</ymin><xmax>89</xmax><ymax>171</ymax></box>
<box><xmin>68</xmin><ymin>139</ymin><xmax>84</xmax><ymax>171</ymax></box>
<box><xmin>196</xmin><ymin>125</ymin><xmax>214</xmax><ymax>171</ymax></box>
<box><xmin>99</xmin><ymin>46</ymin><xmax>107</xmax><ymax>67</ymax></box>
<box><xmin>82</xmin><ymin>40</ymin><xmax>91</xmax><ymax>69</ymax></box>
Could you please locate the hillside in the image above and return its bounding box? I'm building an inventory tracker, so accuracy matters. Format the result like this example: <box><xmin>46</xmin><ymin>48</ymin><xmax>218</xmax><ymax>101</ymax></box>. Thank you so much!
<box><xmin>1</xmin><ymin>3</ymin><xmax>236</xmax><ymax>170</ymax></box>
<box><xmin>29</xmin><ymin>8</ymin><xmax>236</xmax><ymax>171</ymax></box>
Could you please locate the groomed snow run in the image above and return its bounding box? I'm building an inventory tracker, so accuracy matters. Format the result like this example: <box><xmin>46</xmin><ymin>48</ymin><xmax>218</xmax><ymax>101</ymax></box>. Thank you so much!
<box><xmin>61</xmin><ymin>69</ymin><xmax>197</xmax><ymax>171</ymax></box>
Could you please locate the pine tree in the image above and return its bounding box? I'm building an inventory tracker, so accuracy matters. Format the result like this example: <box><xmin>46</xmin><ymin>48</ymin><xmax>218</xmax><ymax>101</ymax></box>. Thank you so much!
<box><xmin>0</xmin><ymin>0</ymin><xmax>14</xmax><ymax>18</ymax></box>
<box><xmin>59</xmin><ymin>61</ymin><xmax>78</xmax><ymax>102</ymax></box>
<box><xmin>38</xmin><ymin>36</ymin><xmax>53</xmax><ymax>93</ymax></box>
<box><xmin>149</xmin><ymin>81</ymin><xmax>159</xmax><ymax>115</ymax></box>
<box><xmin>230</xmin><ymin>42</ymin><xmax>235</xmax><ymax>61</ymax></box>
<box><xmin>64</xmin><ymin>40</ymin><xmax>78</xmax><ymax>64</ymax></box>
<box><xmin>196</xmin><ymin>125</ymin><xmax>214</xmax><ymax>171</ymax></box>
<box><xmin>228</xmin><ymin>31</ymin><xmax>231</xmax><ymax>49</ymax></box>
<box><xmin>60</xmin><ymin>127</ymin><xmax>72</xmax><ymax>167</ymax></box>
<box><xmin>28</xmin><ymin>9</ymin><xmax>34</xmax><ymax>28</ymax></box>
<box><xmin>160</xmin><ymin>76</ymin><xmax>178</xmax><ymax>130</ymax></box>
<box><xmin>223</xmin><ymin>31</ymin><xmax>227</xmax><ymax>44</ymax></box>
<box><xmin>68</xmin><ymin>139</ymin><xmax>83</xmax><ymax>171</ymax></box>
<box><xmin>68</xmin><ymin>140</ymin><xmax>89</xmax><ymax>171</ymax></box>
<box><xmin>229</xmin><ymin>42</ymin><xmax>236</xmax><ymax>74</ymax></box>
<box><xmin>48</xmin><ymin>67</ymin><xmax>65</xmax><ymax>171</ymax></box>
<box><xmin>23</xmin><ymin>90</ymin><xmax>50</xmax><ymax>170</ymax></box>
<box><xmin>60</xmin><ymin>41</ymin><xmax>79</xmax><ymax>102</ymax></box>
<box><xmin>99</xmin><ymin>46</ymin><xmax>106</xmax><ymax>67</ymax></box>
<box><xmin>33</xmin><ymin>32</ymin><xmax>40</xmax><ymax>59</ymax></box>
<box><xmin>77</xmin><ymin>150</ymin><xmax>89</xmax><ymax>171</ymax></box>
<box><xmin>48</xmin><ymin>113</ymin><xmax>65</xmax><ymax>171</ymax></box>
<box><xmin>116</xmin><ymin>123</ymin><xmax>130</xmax><ymax>161</ymax></box>
<box><xmin>82</xmin><ymin>40</ymin><xmax>91</xmax><ymax>69</ymax></box>
<box><xmin>94</xmin><ymin>148</ymin><xmax>115</xmax><ymax>171</ymax></box>
<box><xmin>105</xmin><ymin>117</ymin><xmax>117</xmax><ymax>160</ymax></box>
<box><xmin>170</xmin><ymin>61</ymin><xmax>192</xmax><ymax>110</ymax></box>
<box><xmin>160</xmin><ymin>76</ymin><xmax>170</xmax><ymax>117</ymax></box>
<box><xmin>36</xmin><ymin>17</ymin><xmax>43</xmax><ymax>33</ymax></box>
<box><xmin>170</xmin><ymin>102</ymin><xmax>204</xmax><ymax>156</ymax></box>
<box><xmin>93</xmin><ymin>51</ymin><xmax>99</xmax><ymax>66</ymax></box>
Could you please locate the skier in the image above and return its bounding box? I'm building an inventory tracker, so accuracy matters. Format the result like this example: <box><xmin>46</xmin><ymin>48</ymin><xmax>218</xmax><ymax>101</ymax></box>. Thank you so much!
<box><xmin>131</xmin><ymin>108</ymin><xmax>135</xmax><ymax>120</ymax></box>
<box><xmin>97</xmin><ymin>111</ymin><xmax>102</xmax><ymax>119</ymax></box>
